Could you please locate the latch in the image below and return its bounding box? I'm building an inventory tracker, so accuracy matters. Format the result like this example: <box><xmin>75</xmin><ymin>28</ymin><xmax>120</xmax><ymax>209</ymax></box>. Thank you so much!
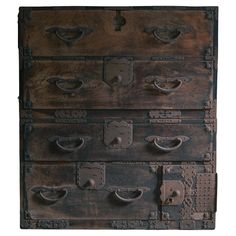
<box><xmin>104</xmin><ymin>120</ymin><xmax>133</xmax><ymax>149</ymax></box>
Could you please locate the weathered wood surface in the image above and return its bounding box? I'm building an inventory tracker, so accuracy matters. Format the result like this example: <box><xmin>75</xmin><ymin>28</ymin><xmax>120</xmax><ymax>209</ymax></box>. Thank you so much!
<box><xmin>23</xmin><ymin>60</ymin><xmax>213</xmax><ymax>109</ymax></box>
<box><xmin>21</xmin><ymin>9</ymin><xmax>213</xmax><ymax>58</ymax></box>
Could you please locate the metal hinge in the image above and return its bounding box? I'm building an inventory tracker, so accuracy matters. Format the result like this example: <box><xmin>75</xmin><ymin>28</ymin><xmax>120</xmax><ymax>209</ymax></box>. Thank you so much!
<box><xmin>149</xmin><ymin>110</ymin><xmax>181</xmax><ymax>124</ymax></box>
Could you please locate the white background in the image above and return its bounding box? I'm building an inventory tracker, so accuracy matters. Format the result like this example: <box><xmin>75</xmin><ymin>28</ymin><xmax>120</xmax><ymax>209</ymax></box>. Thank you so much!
<box><xmin>0</xmin><ymin>0</ymin><xmax>234</xmax><ymax>235</ymax></box>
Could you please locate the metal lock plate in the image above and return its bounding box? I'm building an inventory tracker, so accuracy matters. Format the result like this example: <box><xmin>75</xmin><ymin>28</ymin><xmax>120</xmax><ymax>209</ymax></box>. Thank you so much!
<box><xmin>104</xmin><ymin>120</ymin><xmax>133</xmax><ymax>149</ymax></box>
<box><xmin>104</xmin><ymin>57</ymin><xmax>133</xmax><ymax>86</ymax></box>
<box><xmin>77</xmin><ymin>163</ymin><xmax>105</xmax><ymax>190</ymax></box>
<box><xmin>160</xmin><ymin>180</ymin><xmax>185</xmax><ymax>205</ymax></box>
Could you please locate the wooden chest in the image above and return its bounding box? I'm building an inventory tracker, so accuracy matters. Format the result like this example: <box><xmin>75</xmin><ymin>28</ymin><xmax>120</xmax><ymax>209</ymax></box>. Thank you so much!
<box><xmin>19</xmin><ymin>6</ymin><xmax>218</xmax><ymax>230</ymax></box>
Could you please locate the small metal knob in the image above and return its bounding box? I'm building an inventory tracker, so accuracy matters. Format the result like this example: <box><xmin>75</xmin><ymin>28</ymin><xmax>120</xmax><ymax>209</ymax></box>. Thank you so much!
<box><xmin>172</xmin><ymin>190</ymin><xmax>180</xmax><ymax>197</ymax></box>
<box><xmin>85</xmin><ymin>179</ymin><xmax>95</xmax><ymax>187</ymax></box>
<box><xmin>113</xmin><ymin>136</ymin><xmax>122</xmax><ymax>144</ymax></box>
<box><xmin>113</xmin><ymin>75</ymin><xmax>122</xmax><ymax>83</ymax></box>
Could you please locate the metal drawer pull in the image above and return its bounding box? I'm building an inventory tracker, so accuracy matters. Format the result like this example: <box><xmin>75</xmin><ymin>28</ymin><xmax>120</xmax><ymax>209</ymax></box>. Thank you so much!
<box><xmin>47</xmin><ymin>77</ymin><xmax>84</xmax><ymax>93</ymax></box>
<box><xmin>154</xmin><ymin>137</ymin><xmax>182</xmax><ymax>151</ymax></box>
<box><xmin>114</xmin><ymin>188</ymin><xmax>143</xmax><ymax>203</ymax></box>
<box><xmin>46</xmin><ymin>26</ymin><xmax>93</xmax><ymax>45</ymax></box>
<box><xmin>49</xmin><ymin>136</ymin><xmax>85</xmax><ymax>152</ymax></box>
<box><xmin>31</xmin><ymin>187</ymin><xmax>68</xmax><ymax>204</ymax></box>
<box><xmin>153</xmin><ymin>28</ymin><xmax>182</xmax><ymax>44</ymax></box>
<box><xmin>153</xmin><ymin>79</ymin><xmax>182</xmax><ymax>94</ymax></box>
<box><xmin>145</xmin><ymin>135</ymin><xmax>190</xmax><ymax>152</ymax></box>
<box><xmin>144</xmin><ymin>27</ymin><xmax>184</xmax><ymax>44</ymax></box>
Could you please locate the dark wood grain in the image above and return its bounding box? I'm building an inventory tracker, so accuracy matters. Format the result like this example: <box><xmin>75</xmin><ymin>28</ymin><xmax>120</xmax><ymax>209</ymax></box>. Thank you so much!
<box><xmin>23</xmin><ymin>60</ymin><xmax>213</xmax><ymax>109</ymax></box>
<box><xmin>19</xmin><ymin>6</ymin><xmax>218</xmax><ymax>230</ymax></box>
<box><xmin>22</xmin><ymin>9</ymin><xmax>213</xmax><ymax>58</ymax></box>
<box><xmin>24</xmin><ymin>123</ymin><xmax>212</xmax><ymax>162</ymax></box>
<box><xmin>24</xmin><ymin>163</ymin><xmax>158</xmax><ymax>220</ymax></box>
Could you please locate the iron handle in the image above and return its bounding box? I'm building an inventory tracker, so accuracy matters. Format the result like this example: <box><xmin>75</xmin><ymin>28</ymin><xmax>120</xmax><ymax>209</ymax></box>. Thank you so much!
<box><xmin>56</xmin><ymin>138</ymin><xmax>84</xmax><ymax>152</ymax></box>
<box><xmin>47</xmin><ymin>77</ymin><xmax>84</xmax><ymax>93</ymax></box>
<box><xmin>153</xmin><ymin>28</ymin><xmax>182</xmax><ymax>44</ymax></box>
<box><xmin>114</xmin><ymin>188</ymin><xmax>144</xmax><ymax>203</ymax></box>
<box><xmin>144</xmin><ymin>27</ymin><xmax>184</xmax><ymax>44</ymax></box>
<box><xmin>31</xmin><ymin>187</ymin><xmax>68</xmax><ymax>204</ymax></box>
<box><xmin>153</xmin><ymin>79</ymin><xmax>183</xmax><ymax>94</ymax></box>
<box><xmin>46</xmin><ymin>26</ymin><xmax>93</xmax><ymax>45</ymax></box>
<box><xmin>145</xmin><ymin>135</ymin><xmax>190</xmax><ymax>152</ymax></box>
<box><xmin>49</xmin><ymin>136</ymin><xmax>86</xmax><ymax>152</ymax></box>
<box><xmin>153</xmin><ymin>137</ymin><xmax>183</xmax><ymax>152</ymax></box>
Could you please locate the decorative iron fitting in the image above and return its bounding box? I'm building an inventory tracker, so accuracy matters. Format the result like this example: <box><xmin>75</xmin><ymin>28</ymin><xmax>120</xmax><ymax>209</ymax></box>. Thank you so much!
<box><xmin>205</xmin><ymin>11</ymin><xmax>214</xmax><ymax>20</ymax></box>
<box><xmin>54</xmin><ymin>110</ymin><xmax>87</xmax><ymax>123</ymax></box>
<box><xmin>204</xmin><ymin>99</ymin><xmax>216</xmax><ymax>110</ymax></box>
<box><xmin>77</xmin><ymin>163</ymin><xmax>105</xmax><ymax>190</ymax></box>
<box><xmin>36</xmin><ymin>220</ymin><xmax>69</xmax><ymax>229</ymax></box>
<box><xmin>18</xmin><ymin>8</ymin><xmax>32</xmax><ymax>24</ymax></box>
<box><xmin>205</xmin><ymin>8</ymin><xmax>218</xmax><ymax>21</ymax></box>
<box><xmin>23</xmin><ymin>124</ymin><xmax>32</xmax><ymax>160</ymax></box>
<box><xmin>205</xmin><ymin>121</ymin><xmax>217</xmax><ymax>133</ymax></box>
<box><xmin>204</xmin><ymin>100</ymin><xmax>216</xmax><ymax>119</ymax></box>
<box><xmin>204</xmin><ymin>47</ymin><xmax>214</xmax><ymax>61</ymax></box>
<box><xmin>23</xmin><ymin>86</ymin><xmax>32</xmax><ymax>109</ymax></box>
<box><xmin>20</xmin><ymin>110</ymin><xmax>33</xmax><ymax>124</ymax></box>
<box><xmin>113</xmin><ymin>10</ymin><xmax>126</xmax><ymax>31</ymax></box>
<box><xmin>196</xmin><ymin>173</ymin><xmax>216</xmax><ymax>212</ymax></box>
<box><xmin>160</xmin><ymin>180</ymin><xmax>185</xmax><ymax>205</ymax></box>
<box><xmin>104</xmin><ymin>120</ymin><xmax>133</xmax><ymax>149</ymax></box>
<box><xmin>149</xmin><ymin>110</ymin><xmax>181</xmax><ymax>123</ymax></box>
<box><xmin>149</xmin><ymin>162</ymin><xmax>159</xmax><ymax>173</ymax></box>
<box><xmin>103</xmin><ymin>57</ymin><xmax>133</xmax><ymax>87</ymax></box>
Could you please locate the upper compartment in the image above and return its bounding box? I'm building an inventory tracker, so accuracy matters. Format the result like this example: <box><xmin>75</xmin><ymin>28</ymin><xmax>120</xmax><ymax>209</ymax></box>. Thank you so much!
<box><xmin>19</xmin><ymin>8</ymin><xmax>215</xmax><ymax>58</ymax></box>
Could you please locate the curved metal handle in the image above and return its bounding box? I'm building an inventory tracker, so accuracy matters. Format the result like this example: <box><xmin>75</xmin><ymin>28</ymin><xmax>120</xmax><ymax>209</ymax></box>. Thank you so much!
<box><xmin>145</xmin><ymin>135</ymin><xmax>190</xmax><ymax>152</ymax></box>
<box><xmin>54</xmin><ymin>136</ymin><xmax>85</xmax><ymax>152</ymax></box>
<box><xmin>153</xmin><ymin>28</ymin><xmax>182</xmax><ymax>44</ymax></box>
<box><xmin>153</xmin><ymin>137</ymin><xmax>183</xmax><ymax>152</ymax></box>
<box><xmin>47</xmin><ymin>77</ymin><xmax>84</xmax><ymax>93</ymax></box>
<box><xmin>144</xmin><ymin>27</ymin><xmax>183</xmax><ymax>44</ymax></box>
<box><xmin>114</xmin><ymin>189</ymin><xmax>143</xmax><ymax>203</ymax></box>
<box><xmin>31</xmin><ymin>187</ymin><xmax>68</xmax><ymax>204</ymax></box>
<box><xmin>46</xmin><ymin>26</ymin><xmax>93</xmax><ymax>45</ymax></box>
<box><xmin>153</xmin><ymin>79</ymin><xmax>182</xmax><ymax>94</ymax></box>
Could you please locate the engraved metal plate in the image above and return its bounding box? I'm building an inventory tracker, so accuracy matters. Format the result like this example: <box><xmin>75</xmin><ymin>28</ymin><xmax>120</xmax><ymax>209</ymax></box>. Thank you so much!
<box><xmin>104</xmin><ymin>58</ymin><xmax>133</xmax><ymax>86</ymax></box>
<box><xmin>104</xmin><ymin>120</ymin><xmax>133</xmax><ymax>149</ymax></box>
<box><xmin>77</xmin><ymin>163</ymin><xmax>105</xmax><ymax>190</ymax></box>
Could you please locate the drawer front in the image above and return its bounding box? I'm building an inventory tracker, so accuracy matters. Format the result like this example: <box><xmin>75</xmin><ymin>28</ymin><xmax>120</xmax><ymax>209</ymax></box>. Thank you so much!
<box><xmin>23</xmin><ymin>60</ymin><xmax>212</xmax><ymax>109</ymax></box>
<box><xmin>24</xmin><ymin>163</ymin><xmax>158</xmax><ymax>220</ymax></box>
<box><xmin>23</xmin><ymin>122</ymin><xmax>213</xmax><ymax>162</ymax></box>
<box><xmin>21</xmin><ymin>9</ymin><xmax>213</xmax><ymax>58</ymax></box>
<box><xmin>23</xmin><ymin>163</ymin><xmax>216</xmax><ymax>228</ymax></box>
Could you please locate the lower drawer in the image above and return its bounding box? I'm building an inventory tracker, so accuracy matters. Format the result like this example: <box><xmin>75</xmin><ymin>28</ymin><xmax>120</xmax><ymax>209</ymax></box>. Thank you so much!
<box><xmin>22</xmin><ymin>122</ymin><xmax>213</xmax><ymax>162</ymax></box>
<box><xmin>23</xmin><ymin>163</ymin><xmax>158</xmax><ymax>220</ymax></box>
<box><xmin>21</xmin><ymin>162</ymin><xmax>216</xmax><ymax>229</ymax></box>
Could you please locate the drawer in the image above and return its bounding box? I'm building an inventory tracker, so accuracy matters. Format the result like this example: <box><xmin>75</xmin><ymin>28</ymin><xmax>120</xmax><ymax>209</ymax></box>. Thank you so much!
<box><xmin>23</xmin><ymin>122</ymin><xmax>213</xmax><ymax>162</ymax></box>
<box><xmin>20</xmin><ymin>8</ymin><xmax>213</xmax><ymax>58</ymax></box>
<box><xmin>22</xmin><ymin>163</ymin><xmax>216</xmax><ymax>228</ymax></box>
<box><xmin>23</xmin><ymin>60</ymin><xmax>213</xmax><ymax>109</ymax></box>
<box><xmin>24</xmin><ymin>163</ymin><xmax>158</xmax><ymax>220</ymax></box>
